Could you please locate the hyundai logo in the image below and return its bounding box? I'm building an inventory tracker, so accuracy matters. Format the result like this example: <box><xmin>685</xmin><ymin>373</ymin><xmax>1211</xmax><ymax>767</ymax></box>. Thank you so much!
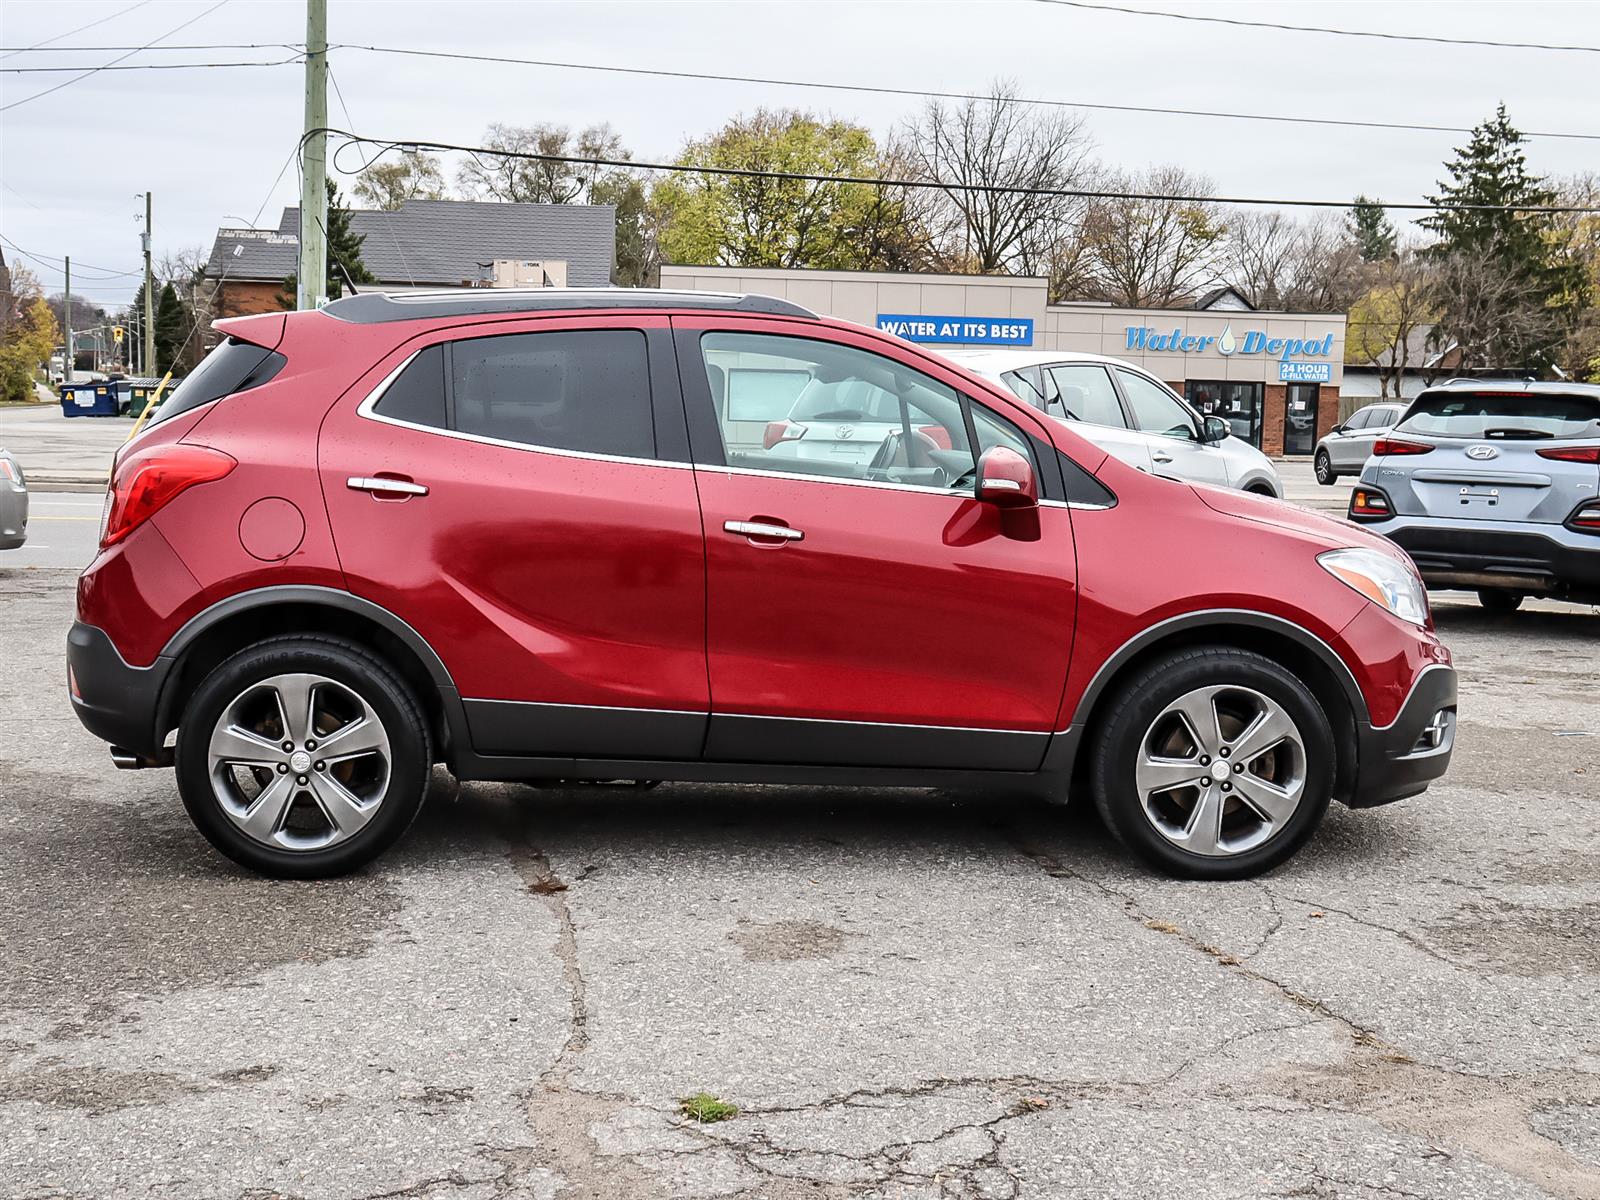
<box><xmin>1466</xmin><ymin>444</ymin><xmax>1499</xmax><ymax>460</ymax></box>
<box><xmin>835</xmin><ymin>425</ymin><xmax>855</xmax><ymax>439</ymax></box>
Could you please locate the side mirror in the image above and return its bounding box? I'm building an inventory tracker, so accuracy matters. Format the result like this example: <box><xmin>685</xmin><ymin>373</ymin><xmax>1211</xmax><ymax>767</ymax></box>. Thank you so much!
<box><xmin>1201</xmin><ymin>416</ymin><xmax>1230</xmax><ymax>445</ymax></box>
<box><xmin>976</xmin><ymin>446</ymin><xmax>1038</xmax><ymax>509</ymax></box>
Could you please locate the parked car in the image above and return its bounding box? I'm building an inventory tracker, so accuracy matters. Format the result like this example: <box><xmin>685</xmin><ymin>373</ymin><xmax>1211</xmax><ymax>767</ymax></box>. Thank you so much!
<box><xmin>946</xmin><ymin>349</ymin><xmax>1283</xmax><ymax>497</ymax></box>
<box><xmin>1314</xmin><ymin>402</ymin><xmax>1404</xmax><ymax>485</ymax></box>
<box><xmin>0</xmin><ymin>447</ymin><xmax>27</xmax><ymax>550</ymax></box>
<box><xmin>68</xmin><ymin>289</ymin><xmax>1455</xmax><ymax>881</ymax></box>
<box><xmin>1348</xmin><ymin>380</ymin><xmax>1600</xmax><ymax>611</ymax></box>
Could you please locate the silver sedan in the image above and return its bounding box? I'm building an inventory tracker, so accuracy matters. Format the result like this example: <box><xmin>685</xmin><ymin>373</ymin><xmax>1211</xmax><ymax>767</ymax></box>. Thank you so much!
<box><xmin>0</xmin><ymin>447</ymin><xmax>28</xmax><ymax>550</ymax></box>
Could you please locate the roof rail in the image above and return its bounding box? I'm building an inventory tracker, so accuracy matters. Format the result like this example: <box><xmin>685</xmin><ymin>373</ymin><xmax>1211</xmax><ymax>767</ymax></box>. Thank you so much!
<box><xmin>321</xmin><ymin>288</ymin><xmax>818</xmax><ymax>324</ymax></box>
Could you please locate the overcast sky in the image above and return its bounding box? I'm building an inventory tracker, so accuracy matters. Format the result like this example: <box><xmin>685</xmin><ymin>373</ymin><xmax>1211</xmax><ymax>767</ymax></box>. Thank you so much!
<box><xmin>3</xmin><ymin>0</ymin><xmax>1597</xmax><ymax>310</ymax></box>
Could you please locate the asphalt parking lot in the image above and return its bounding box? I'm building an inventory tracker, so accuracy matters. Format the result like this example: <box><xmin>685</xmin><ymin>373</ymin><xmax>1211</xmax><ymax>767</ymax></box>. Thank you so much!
<box><xmin>2</xmin><ymin>461</ymin><xmax>1599</xmax><ymax>1199</ymax></box>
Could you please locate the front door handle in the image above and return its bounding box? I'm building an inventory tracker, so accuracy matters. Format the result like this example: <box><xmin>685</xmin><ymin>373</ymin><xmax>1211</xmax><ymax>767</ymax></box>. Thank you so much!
<box><xmin>724</xmin><ymin>519</ymin><xmax>803</xmax><ymax>542</ymax></box>
<box><xmin>347</xmin><ymin>476</ymin><xmax>429</xmax><ymax>497</ymax></box>
<box><xmin>1152</xmin><ymin>453</ymin><xmax>1174</xmax><ymax>464</ymax></box>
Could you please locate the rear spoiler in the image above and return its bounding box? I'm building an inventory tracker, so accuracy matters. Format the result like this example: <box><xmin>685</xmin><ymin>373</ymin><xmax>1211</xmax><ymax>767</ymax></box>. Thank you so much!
<box><xmin>213</xmin><ymin>311</ymin><xmax>286</xmax><ymax>351</ymax></box>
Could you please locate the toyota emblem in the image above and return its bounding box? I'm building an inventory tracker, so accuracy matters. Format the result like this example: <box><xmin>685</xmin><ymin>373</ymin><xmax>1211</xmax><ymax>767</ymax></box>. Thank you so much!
<box><xmin>1465</xmin><ymin>444</ymin><xmax>1499</xmax><ymax>460</ymax></box>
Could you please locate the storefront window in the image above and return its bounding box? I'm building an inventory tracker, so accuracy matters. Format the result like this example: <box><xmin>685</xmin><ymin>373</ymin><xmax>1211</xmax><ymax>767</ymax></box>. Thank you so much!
<box><xmin>1185</xmin><ymin>381</ymin><xmax>1263</xmax><ymax>447</ymax></box>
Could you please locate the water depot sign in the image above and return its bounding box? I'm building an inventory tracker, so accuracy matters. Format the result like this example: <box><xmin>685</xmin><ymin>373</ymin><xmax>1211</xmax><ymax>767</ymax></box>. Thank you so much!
<box><xmin>878</xmin><ymin>314</ymin><xmax>1034</xmax><ymax>346</ymax></box>
<box><xmin>1279</xmin><ymin>361</ymin><xmax>1332</xmax><ymax>383</ymax></box>
<box><xmin>1125</xmin><ymin>323</ymin><xmax>1334</xmax><ymax>361</ymax></box>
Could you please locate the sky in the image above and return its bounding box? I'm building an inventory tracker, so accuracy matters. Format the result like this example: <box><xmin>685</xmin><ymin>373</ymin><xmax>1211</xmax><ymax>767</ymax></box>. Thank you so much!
<box><xmin>2</xmin><ymin>0</ymin><xmax>1598</xmax><ymax>312</ymax></box>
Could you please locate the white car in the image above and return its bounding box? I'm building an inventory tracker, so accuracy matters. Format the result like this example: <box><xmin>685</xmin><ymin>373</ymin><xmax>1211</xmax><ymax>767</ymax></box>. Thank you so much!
<box><xmin>945</xmin><ymin>349</ymin><xmax>1284</xmax><ymax>497</ymax></box>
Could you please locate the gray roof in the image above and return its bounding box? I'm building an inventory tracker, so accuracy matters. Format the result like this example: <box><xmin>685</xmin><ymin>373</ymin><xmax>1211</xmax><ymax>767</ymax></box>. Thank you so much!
<box><xmin>204</xmin><ymin>198</ymin><xmax>616</xmax><ymax>288</ymax></box>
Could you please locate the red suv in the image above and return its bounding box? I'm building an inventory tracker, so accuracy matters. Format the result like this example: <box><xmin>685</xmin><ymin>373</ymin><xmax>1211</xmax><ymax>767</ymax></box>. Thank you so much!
<box><xmin>68</xmin><ymin>291</ymin><xmax>1456</xmax><ymax>879</ymax></box>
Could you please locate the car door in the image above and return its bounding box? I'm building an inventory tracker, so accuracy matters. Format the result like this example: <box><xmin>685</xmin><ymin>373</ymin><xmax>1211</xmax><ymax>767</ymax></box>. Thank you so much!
<box><xmin>319</xmin><ymin>315</ymin><xmax>709</xmax><ymax>760</ymax></box>
<box><xmin>1332</xmin><ymin>406</ymin><xmax>1378</xmax><ymax>471</ymax></box>
<box><xmin>673</xmin><ymin>315</ymin><xmax>1078</xmax><ymax>771</ymax></box>
<box><xmin>1115</xmin><ymin>367</ymin><xmax>1231</xmax><ymax>487</ymax></box>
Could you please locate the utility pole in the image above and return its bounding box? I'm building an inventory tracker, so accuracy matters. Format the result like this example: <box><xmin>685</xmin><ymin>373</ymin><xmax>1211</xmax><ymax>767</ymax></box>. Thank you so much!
<box><xmin>63</xmin><ymin>256</ymin><xmax>73</xmax><ymax>385</ymax></box>
<box><xmin>141</xmin><ymin>192</ymin><xmax>155</xmax><ymax>376</ymax></box>
<box><xmin>296</xmin><ymin>0</ymin><xmax>328</xmax><ymax>310</ymax></box>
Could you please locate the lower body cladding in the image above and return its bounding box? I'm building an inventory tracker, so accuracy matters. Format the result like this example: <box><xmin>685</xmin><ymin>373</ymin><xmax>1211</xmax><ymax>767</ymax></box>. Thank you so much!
<box><xmin>1366</xmin><ymin>515</ymin><xmax>1600</xmax><ymax>603</ymax></box>
<box><xmin>67</xmin><ymin>620</ymin><xmax>1456</xmax><ymax>808</ymax></box>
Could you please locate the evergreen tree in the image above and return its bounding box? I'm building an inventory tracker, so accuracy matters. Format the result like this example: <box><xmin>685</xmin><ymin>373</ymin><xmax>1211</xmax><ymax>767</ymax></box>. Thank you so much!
<box><xmin>1347</xmin><ymin>196</ymin><xmax>1396</xmax><ymax>261</ymax></box>
<box><xmin>1420</xmin><ymin>103</ymin><xmax>1583</xmax><ymax>370</ymax></box>
<box><xmin>153</xmin><ymin>282</ymin><xmax>185</xmax><ymax>375</ymax></box>
<box><xmin>278</xmin><ymin>179</ymin><xmax>376</xmax><ymax>308</ymax></box>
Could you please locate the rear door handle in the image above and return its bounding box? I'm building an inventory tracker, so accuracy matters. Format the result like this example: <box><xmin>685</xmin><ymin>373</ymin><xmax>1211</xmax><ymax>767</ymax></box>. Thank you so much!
<box><xmin>347</xmin><ymin>476</ymin><xmax>429</xmax><ymax>497</ymax></box>
<box><xmin>724</xmin><ymin>520</ymin><xmax>803</xmax><ymax>542</ymax></box>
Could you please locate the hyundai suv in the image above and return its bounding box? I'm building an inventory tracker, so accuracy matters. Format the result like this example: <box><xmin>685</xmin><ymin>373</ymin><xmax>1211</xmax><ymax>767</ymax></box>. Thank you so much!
<box><xmin>68</xmin><ymin>290</ymin><xmax>1456</xmax><ymax>880</ymax></box>
<box><xmin>1348</xmin><ymin>380</ymin><xmax>1600</xmax><ymax>611</ymax></box>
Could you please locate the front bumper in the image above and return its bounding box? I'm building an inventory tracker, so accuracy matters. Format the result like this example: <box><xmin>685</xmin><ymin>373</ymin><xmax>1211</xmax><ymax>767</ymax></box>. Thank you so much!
<box><xmin>1359</xmin><ymin>513</ymin><xmax>1600</xmax><ymax>596</ymax></box>
<box><xmin>1348</xmin><ymin>663</ymin><xmax>1457</xmax><ymax>808</ymax></box>
<box><xmin>0</xmin><ymin>480</ymin><xmax>26</xmax><ymax>549</ymax></box>
<box><xmin>67</xmin><ymin>621</ymin><xmax>173</xmax><ymax>757</ymax></box>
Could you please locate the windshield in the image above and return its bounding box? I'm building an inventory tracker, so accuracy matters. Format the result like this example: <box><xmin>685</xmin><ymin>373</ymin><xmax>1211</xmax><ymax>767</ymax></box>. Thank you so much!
<box><xmin>1396</xmin><ymin>391</ymin><xmax>1600</xmax><ymax>440</ymax></box>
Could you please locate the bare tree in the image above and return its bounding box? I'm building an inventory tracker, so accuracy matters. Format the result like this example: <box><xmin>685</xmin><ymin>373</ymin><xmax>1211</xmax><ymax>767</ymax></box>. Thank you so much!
<box><xmin>1428</xmin><ymin>239</ymin><xmax>1553</xmax><ymax>375</ymax></box>
<box><xmin>355</xmin><ymin>149</ymin><xmax>446</xmax><ymax>210</ymax></box>
<box><xmin>1347</xmin><ymin>252</ymin><xmax>1438</xmax><ymax>399</ymax></box>
<box><xmin>456</xmin><ymin>122</ymin><xmax>629</xmax><ymax>204</ymax></box>
<box><xmin>1548</xmin><ymin>172</ymin><xmax>1600</xmax><ymax>379</ymax></box>
<box><xmin>1222</xmin><ymin>210</ymin><xmax>1365</xmax><ymax>312</ymax></box>
<box><xmin>898</xmin><ymin>81</ymin><xmax>1094</xmax><ymax>274</ymax></box>
<box><xmin>1079</xmin><ymin>166</ymin><xmax>1223</xmax><ymax>307</ymax></box>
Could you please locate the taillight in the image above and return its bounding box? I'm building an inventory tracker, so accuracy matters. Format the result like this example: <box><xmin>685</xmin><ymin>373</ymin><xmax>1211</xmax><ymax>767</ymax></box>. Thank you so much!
<box><xmin>1373</xmin><ymin>437</ymin><xmax>1432</xmax><ymax>456</ymax></box>
<box><xmin>1569</xmin><ymin>502</ymin><xmax>1600</xmax><ymax>533</ymax></box>
<box><xmin>0</xmin><ymin>458</ymin><xmax>19</xmax><ymax>485</ymax></box>
<box><xmin>101</xmin><ymin>444</ymin><xmax>236</xmax><ymax>548</ymax></box>
<box><xmin>1537</xmin><ymin>445</ymin><xmax>1600</xmax><ymax>464</ymax></box>
<box><xmin>1349</xmin><ymin>486</ymin><xmax>1392</xmax><ymax>520</ymax></box>
<box><xmin>762</xmin><ymin>420</ymin><xmax>807</xmax><ymax>451</ymax></box>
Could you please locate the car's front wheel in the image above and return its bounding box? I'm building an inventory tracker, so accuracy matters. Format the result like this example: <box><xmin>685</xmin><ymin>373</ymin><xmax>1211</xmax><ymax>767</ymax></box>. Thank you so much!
<box><xmin>175</xmin><ymin>635</ymin><xmax>432</xmax><ymax>878</ymax></box>
<box><xmin>1314</xmin><ymin>449</ymin><xmax>1336</xmax><ymax>485</ymax></box>
<box><xmin>1089</xmin><ymin>647</ymin><xmax>1333</xmax><ymax>879</ymax></box>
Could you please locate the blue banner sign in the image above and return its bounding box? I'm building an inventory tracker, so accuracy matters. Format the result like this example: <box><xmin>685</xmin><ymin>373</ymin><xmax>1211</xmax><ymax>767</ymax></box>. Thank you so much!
<box><xmin>1280</xmin><ymin>361</ymin><xmax>1332</xmax><ymax>383</ymax></box>
<box><xmin>1125</xmin><ymin>323</ymin><xmax>1335</xmax><ymax>361</ymax></box>
<box><xmin>878</xmin><ymin>314</ymin><xmax>1034</xmax><ymax>346</ymax></box>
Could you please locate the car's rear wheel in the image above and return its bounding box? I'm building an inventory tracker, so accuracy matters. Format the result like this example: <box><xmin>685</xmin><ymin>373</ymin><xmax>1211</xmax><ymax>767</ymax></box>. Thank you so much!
<box><xmin>1314</xmin><ymin>450</ymin><xmax>1336</xmax><ymax>485</ymax></box>
<box><xmin>1477</xmin><ymin>588</ymin><xmax>1525</xmax><ymax>614</ymax></box>
<box><xmin>175</xmin><ymin>635</ymin><xmax>431</xmax><ymax>878</ymax></box>
<box><xmin>1089</xmin><ymin>647</ymin><xmax>1333</xmax><ymax>879</ymax></box>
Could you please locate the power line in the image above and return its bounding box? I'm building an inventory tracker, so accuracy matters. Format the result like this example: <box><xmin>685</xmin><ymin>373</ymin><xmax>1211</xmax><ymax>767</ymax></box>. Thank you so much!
<box><xmin>322</xmin><ymin>128</ymin><xmax>1600</xmax><ymax>214</ymax></box>
<box><xmin>1028</xmin><ymin>0</ymin><xmax>1600</xmax><ymax>54</ymax></box>
<box><xmin>328</xmin><ymin>43</ymin><xmax>1597</xmax><ymax>143</ymax></box>
<box><xmin>0</xmin><ymin>42</ymin><xmax>300</xmax><ymax>53</ymax></box>
<box><xmin>0</xmin><ymin>0</ymin><xmax>231</xmax><ymax>114</ymax></box>
<box><xmin>0</xmin><ymin>0</ymin><xmax>153</xmax><ymax>60</ymax></box>
<box><xmin>2</xmin><ymin>57</ymin><xmax>302</xmax><ymax>73</ymax></box>
<box><xmin>0</xmin><ymin>234</ymin><xmax>142</xmax><ymax>278</ymax></box>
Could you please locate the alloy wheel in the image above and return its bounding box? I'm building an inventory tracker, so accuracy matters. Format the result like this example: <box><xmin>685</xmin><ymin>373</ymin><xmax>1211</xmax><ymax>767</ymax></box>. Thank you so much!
<box><xmin>206</xmin><ymin>672</ymin><xmax>392</xmax><ymax>851</ymax></box>
<box><xmin>1133</xmin><ymin>684</ymin><xmax>1307</xmax><ymax>857</ymax></box>
<box><xmin>1314</xmin><ymin>451</ymin><xmax>1334</xmax><ymax>485</ymax></box>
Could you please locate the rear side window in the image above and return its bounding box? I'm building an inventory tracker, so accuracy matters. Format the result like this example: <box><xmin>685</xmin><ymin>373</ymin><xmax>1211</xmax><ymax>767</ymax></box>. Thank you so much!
<box><xmin>372</xmin><ymin>345</ymin><xmax>446</xmax><ymax>429</ymax></box>
<box><xmin>149</xmin><ymin>337</ymin><xmax>285</xmax><ymax>426</ymax></box>
<box><xmin>1397</xmin><ymin>391</ymin><xmax>1600</xmax><ymax>440</ymax></box>
<box><xmin>450</xmin><ymin>330</ymin><xmax>654</xmax><ymax>458</ymax></box>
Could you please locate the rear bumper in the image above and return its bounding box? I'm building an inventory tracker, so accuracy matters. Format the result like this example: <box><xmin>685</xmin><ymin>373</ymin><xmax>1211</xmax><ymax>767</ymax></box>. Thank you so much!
<box><xmin>1348</xmin><ymin>663</ymin><xmax>1457</xmax><ymax>808</ymax></box>
<box><xmin>0</xmin><ymin>484</ymin><xmax>27</xmax><ymax>549</ymax></box>
<box><xmin>1363</xmin><ymin>514</ymin><xmax>1600</xmax><ymax>595</ymax></box>
<box><xmin>67</xmin><ymin>621</ymin><xmax>172</xmax><ymax>756</ymax></box>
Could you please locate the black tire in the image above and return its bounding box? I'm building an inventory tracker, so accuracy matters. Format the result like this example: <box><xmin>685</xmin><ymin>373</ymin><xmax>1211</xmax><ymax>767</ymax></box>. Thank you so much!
<box><xmin>175</xmin><ymin>635</ymin><xmax>432</xmax><ymax>878</ymax></box>
<box><xmin>1088</xmin><ymin>647</ymin><xmax>1334</xmax><ymax>880</ymax></box>
<box><xmin>1477</xmin><ymin>588</ymin><xmax>1524</xmax><ymax>614</ymax></box>
<box><xmin>1314</xmin><ymin>450</ymin><xmax>1336</xmax><ymax>485</ymax></box>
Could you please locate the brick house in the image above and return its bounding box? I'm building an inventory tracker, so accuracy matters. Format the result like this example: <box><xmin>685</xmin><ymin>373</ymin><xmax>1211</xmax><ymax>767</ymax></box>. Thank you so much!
<box><xmin>201</xmin><ymin>198</ymin><xmax>618</xmax><ymax>319</ymax></box>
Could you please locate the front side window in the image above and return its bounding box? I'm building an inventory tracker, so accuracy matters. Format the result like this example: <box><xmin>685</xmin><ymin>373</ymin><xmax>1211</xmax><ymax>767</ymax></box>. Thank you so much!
<box><xmin>1119</xmin><ymin>370</ymin><xmax>1197</xmax><ymax>440</ymax></box>
<box><xmin>451</xmin><ymin>330</ymin><xmax>654</xmax><ymax>458</ymax></box>
<box><xmin>1047</xmin><ymin>365</ymin><xmax>1127</xmax><ymax>428</ymax></box>
<box><xmin>699</xmin><ymin>332</ymin><xmax>1008</xmax><ymax>492</ymax></box>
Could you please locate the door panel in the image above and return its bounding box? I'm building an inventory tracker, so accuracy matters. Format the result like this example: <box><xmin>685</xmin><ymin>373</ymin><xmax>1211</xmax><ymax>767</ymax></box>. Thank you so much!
<box><xmin>677</xmin><ymin>317</ymin><xmax>1077</xmax><ymax>770</ymax></box>
<box><xmin>1122</xmin><ymin>370</ymin><xmax>1230</xmax><ymax>487</ymax></box>
<box><xmin>319</xmin><ymin>316</ymin><xmax>708</xmax><ymax>759</ymax></box>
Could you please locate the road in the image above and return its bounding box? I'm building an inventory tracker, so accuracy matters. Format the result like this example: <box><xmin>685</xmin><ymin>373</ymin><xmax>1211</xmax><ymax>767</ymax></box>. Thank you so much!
<box><xmin>3</xmin><ymin>470</ymin><xmax>1599</xmax><ymax>1198</ymax></box>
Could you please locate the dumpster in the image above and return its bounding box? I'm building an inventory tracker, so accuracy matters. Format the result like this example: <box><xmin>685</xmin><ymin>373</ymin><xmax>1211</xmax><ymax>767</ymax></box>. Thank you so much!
<box><xmin>60</xmin><ymin>381</ymin><xmax>119</xmax><ymax>417</ymax></box>
<box><xmin>113</xmin><ymin>377</ymin><xmax>168</xmax><ymax>418</ymax></box>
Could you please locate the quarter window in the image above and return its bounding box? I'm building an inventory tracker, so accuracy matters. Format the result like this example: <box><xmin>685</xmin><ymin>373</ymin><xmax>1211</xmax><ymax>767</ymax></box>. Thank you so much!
<box><xmin>449</xmin><ymin>330</ymin><xmax>654</xmax><ymax>458</ymax></box>
<box><xmin>372</xmin><ymin>344</ymin><xmax>447</xmax><ymax>429</ymax></box>
<box><xmin>1118</xmin><ymin>370</ymin><xmax>1197</xmax><ymax>440</ymax></box>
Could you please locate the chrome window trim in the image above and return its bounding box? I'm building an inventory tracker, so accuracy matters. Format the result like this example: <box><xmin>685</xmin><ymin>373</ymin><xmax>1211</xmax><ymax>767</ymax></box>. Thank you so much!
<box><xmin>354</xmin><ymin>347</ymin><xmax>691</xmax><ymax>472</ymax></box>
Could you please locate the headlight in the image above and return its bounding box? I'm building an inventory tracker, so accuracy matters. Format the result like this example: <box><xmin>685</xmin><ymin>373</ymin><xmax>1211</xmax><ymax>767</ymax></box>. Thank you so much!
<box><xmin>1318</xmin><ymin>547</ymin><xmax>1429</xmax><ymax>627</ymax></box>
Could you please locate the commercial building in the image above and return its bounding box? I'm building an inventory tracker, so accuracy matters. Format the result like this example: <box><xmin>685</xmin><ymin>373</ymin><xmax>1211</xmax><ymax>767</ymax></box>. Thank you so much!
<box><xmin>201</xmin><ymin>198</ymin><xmax>617</xmax><ymax>319</ymax></box>
<box><xmin>659</xmin><ymin>265</ymin><xmax>1347</xmax><ymax>457</ymax></box>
